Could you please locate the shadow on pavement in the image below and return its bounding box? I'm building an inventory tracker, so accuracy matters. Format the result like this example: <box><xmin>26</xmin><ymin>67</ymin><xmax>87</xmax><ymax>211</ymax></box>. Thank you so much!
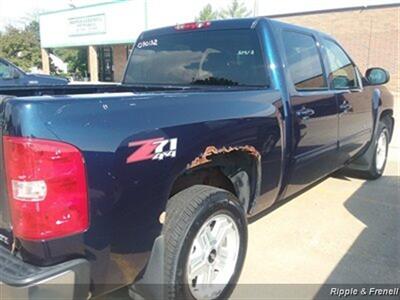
<box><xmin>314</xmin><ymin>174</ymin><xmax>400</xmax><ymax>298</ymax></box>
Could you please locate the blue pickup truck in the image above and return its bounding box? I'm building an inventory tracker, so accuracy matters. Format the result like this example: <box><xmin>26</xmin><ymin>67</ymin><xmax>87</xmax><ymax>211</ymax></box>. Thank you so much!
<box><xmin>0</xmin><ymin>18</ymin><xmax>395</xmax><ymax>300</ymax></box>
<box><xmin>0</xmin><ymin>57</ymin><xmax>68</xmax><ymax>86</ymax></box>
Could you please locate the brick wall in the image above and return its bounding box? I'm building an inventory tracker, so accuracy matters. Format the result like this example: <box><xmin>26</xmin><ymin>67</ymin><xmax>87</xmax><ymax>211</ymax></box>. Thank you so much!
<box><xmin>275</xmin><ymin>6</ymin><xmax>399</xmax><ymax>93</ymax></box>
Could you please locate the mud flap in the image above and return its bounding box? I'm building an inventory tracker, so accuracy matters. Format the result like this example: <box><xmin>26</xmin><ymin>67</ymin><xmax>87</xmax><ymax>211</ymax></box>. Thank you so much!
<box><xmin>129</xmin><ymin>235</ymin><xmax>164</xmax><ymax>300</ymax></box>
<box><xmin>345</xmin><ymin>139</ymin><xmax>376</xmax><ymax>171</ymax></box>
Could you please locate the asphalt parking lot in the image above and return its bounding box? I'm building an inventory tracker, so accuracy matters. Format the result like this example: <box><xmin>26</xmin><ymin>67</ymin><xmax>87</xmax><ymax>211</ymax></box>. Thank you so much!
<box><xmin>109</xmin><ymin>97</ymin><xmax>399</xmax><ymax>299</ymax></box>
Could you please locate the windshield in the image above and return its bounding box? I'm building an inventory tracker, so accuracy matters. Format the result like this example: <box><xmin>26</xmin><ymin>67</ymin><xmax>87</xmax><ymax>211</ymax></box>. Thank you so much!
<box><xmin>124</xmin><ymin>29</ymin><xmax>269</xmax><ymax>88</ymax></box>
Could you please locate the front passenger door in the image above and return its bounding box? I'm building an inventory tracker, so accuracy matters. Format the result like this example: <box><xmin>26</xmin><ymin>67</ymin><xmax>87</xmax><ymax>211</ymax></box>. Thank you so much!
<box><xmin>322</xmin><ymin>38</ymin><xmax>373</xmax><ymax>163</ymax></box>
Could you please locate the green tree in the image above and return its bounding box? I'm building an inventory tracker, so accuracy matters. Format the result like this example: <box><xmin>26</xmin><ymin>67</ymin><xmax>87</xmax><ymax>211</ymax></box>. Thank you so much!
<box><xmin>0</xmin><ymin>17</ymin><xmax>87</xmax><ymax>78</ymax></box>
<box><xmin>52</xmin><ymin>48</ymin><xmax>88</xmax><ymax>78</ymax></box>
<box><xmin>0</xmin><ymin>22</ymin><xmax>41</xmax><ymax>71</ymax></box>
<box><xmin>195</xmin><ymin>4</ymin><xmax>219</xmax><ymax>21</ymax></box>
<box><xmin>25</xmin><ymin>20</ymin><xmax>40</xmax><ymax>41</ymax></box>
<box><xmin>219</xmin><ymin>0</ymin><xmax>252</xmax><ymax>19</ymax></box>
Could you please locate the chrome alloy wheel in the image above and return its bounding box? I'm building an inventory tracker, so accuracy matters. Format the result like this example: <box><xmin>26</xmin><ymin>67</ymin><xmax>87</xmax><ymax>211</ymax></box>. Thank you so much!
<box><xmin>376</xmin><ymin>129</ymin><xmax>388</xmax><ymax>172</ymax></box>
<box><xmin>186</xmin><ymin>213</ymin><xmax>240</xmax><ymax>299</ymax></box>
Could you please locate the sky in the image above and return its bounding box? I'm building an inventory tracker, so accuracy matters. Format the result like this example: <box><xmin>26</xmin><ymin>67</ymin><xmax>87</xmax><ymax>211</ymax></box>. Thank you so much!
<box><xmin>0</xmin><ymin>0</ymin><xmax>397</xmax><ymax>31</ymax></box>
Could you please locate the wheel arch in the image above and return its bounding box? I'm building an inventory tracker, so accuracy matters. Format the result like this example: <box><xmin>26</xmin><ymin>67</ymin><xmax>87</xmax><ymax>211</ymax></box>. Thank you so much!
<box><xmin>379</xmin><ymin>109</ymin><xmax>394</xmax><ymax>142</ymax></box>
<box><xmin>371</xmin><ymin>87</ymin><xmax>394</xmax><ymax>142</ymax></box>
<box><xmin>169</xmin><ymin>146</ymin><xmax>261</xmax><ymax>214</ymax></box>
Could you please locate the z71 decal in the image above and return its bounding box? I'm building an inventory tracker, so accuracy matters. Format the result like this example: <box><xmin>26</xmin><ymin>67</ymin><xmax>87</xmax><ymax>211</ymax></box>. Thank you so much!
<box><xmin>127</xmin><ymin>137</ymin><xmax>178</xmax><ymax>164</ymax></box>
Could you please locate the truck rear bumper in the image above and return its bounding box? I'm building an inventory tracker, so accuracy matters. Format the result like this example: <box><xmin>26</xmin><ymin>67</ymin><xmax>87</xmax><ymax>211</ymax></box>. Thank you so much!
<box><xmin>0</xmin><ymin>246</ymin><xmax>90</xmax><ymax>300</ymax></box>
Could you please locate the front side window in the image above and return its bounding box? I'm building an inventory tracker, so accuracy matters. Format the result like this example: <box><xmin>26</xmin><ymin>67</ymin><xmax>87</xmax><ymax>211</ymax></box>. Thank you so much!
<box><xmin>124</xmin><ymin>29</ymin><xmax>269</xmax><ymax>88</ymax></box>
<box><xmin>323</xmin><ymin>39</ymin><xmax>358</xmax><ymax>89</ymax></box>
<box><xmin>282</xmin><ymin>31</ymin><xmax>327</xmax><ymax>91</ymax></box>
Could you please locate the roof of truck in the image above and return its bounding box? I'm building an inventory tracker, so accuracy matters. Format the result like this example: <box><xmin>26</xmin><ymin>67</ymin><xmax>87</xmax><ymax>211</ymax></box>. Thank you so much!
<box><xmin>139</xmin><ymin>17</ymin><xmax>332</xmax><ymax>40</ymax></box>
<box><xmin>140</xmin><ymin>18</ymin><xmax>259</xmax><ymax>38</ymax></box>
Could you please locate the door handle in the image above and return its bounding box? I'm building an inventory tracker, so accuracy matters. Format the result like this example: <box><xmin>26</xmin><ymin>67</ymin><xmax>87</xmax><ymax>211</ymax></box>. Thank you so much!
<box><xmin>296</xmin><ymin>106</ymin><xmax>315</xmax><ymax>120</ymax></box>
<box><xmin>339</xmin><ymin>101</ymin><xmax>352</xmax><ymax>113</ymax></box>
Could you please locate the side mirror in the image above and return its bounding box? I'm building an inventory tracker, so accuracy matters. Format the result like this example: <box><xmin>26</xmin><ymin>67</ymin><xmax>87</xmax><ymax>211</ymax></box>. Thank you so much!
<box><xmin>365</xmin><ymin>67</ymin><xmax>390</xmax><ymax>85</ymax></box>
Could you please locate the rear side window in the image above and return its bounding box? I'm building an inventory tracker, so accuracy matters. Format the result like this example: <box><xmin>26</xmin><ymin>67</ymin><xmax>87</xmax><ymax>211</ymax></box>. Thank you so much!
<box><xmin>323</xmin><ymin>39</ymin><xmax>358</xmax><ymax>89</ymax></box>
<box><xmin>124</xmin><ymin>29</ymin><xmax>269</xmax><ymax>87</ymax></box>
<box><xmin>282</xmin><ymin>31</ymin><xmax>327</xmax><ymax>90</ymax></box>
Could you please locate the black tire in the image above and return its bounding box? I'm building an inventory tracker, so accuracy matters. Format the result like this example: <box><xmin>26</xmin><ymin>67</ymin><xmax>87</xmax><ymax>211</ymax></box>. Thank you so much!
<box><xmin>352</xmin><ymin>120</ymin><xmax>390</xmax><ymax>180</ymax></box>
<box><xmin>163</xmin><ymin>185</ymin><xmax>247</xmax><ymax>300</ymax></box>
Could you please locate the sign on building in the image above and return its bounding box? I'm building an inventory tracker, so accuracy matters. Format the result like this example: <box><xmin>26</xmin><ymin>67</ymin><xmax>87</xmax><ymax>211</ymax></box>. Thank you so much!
<box><xmin>68</xmin><ymin>14</ymin><xmax>106</xmax><ymax>37</ymax></box>
<box><xmin>39</xmin><ymin>1</ymin><xmax>145</xmax><ymax>48</ymax></box>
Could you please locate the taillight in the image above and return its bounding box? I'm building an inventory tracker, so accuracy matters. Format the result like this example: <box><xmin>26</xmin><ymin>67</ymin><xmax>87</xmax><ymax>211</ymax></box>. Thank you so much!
<box><xmin>175</xmin><ymin>21</ymin><xmax>211</xmax><ymax>31</ymax></box>
<box><xmin>3</xmin><ymin>136</ymin><xmax>89</xmax><ymax>241</ymax></box>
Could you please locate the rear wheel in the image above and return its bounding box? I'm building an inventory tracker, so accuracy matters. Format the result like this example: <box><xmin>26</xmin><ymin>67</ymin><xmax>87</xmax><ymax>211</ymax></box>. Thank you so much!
<box><xmin>163</xmin><ymin>185</ymin><xmax>247</xmax><ymax>300</ymax></box>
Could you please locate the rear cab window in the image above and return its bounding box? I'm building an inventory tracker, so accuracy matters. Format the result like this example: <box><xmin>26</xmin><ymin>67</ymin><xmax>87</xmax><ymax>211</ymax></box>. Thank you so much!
<box><xmin>282</xmin><ymin>30</ymin><xmax>327</xmax><ymax>91</ymax></box>
<box><xmin>124</xmin><ymin>29</ymin><xmax>270</xmax><ymax>88</ymax></box>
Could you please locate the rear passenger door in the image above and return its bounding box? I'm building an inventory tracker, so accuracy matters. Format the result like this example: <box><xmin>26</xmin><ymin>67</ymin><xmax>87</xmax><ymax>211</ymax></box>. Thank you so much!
<box><xmin>280</xmin><ymin>30</ymin><xmax>339</xmax><ymax>196</ymax></box>
<box><xmin>321</xmin><ymin>38</ymin><xmax>373</xmax><ymax>162</ymax></box>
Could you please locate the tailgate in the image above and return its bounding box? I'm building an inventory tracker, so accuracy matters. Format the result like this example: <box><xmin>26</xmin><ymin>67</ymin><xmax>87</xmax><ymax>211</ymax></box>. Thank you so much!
<box><xmin>0</xmin><ymin>95</ymin><xmax>13</xmax><ymax>250</ymax></box>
